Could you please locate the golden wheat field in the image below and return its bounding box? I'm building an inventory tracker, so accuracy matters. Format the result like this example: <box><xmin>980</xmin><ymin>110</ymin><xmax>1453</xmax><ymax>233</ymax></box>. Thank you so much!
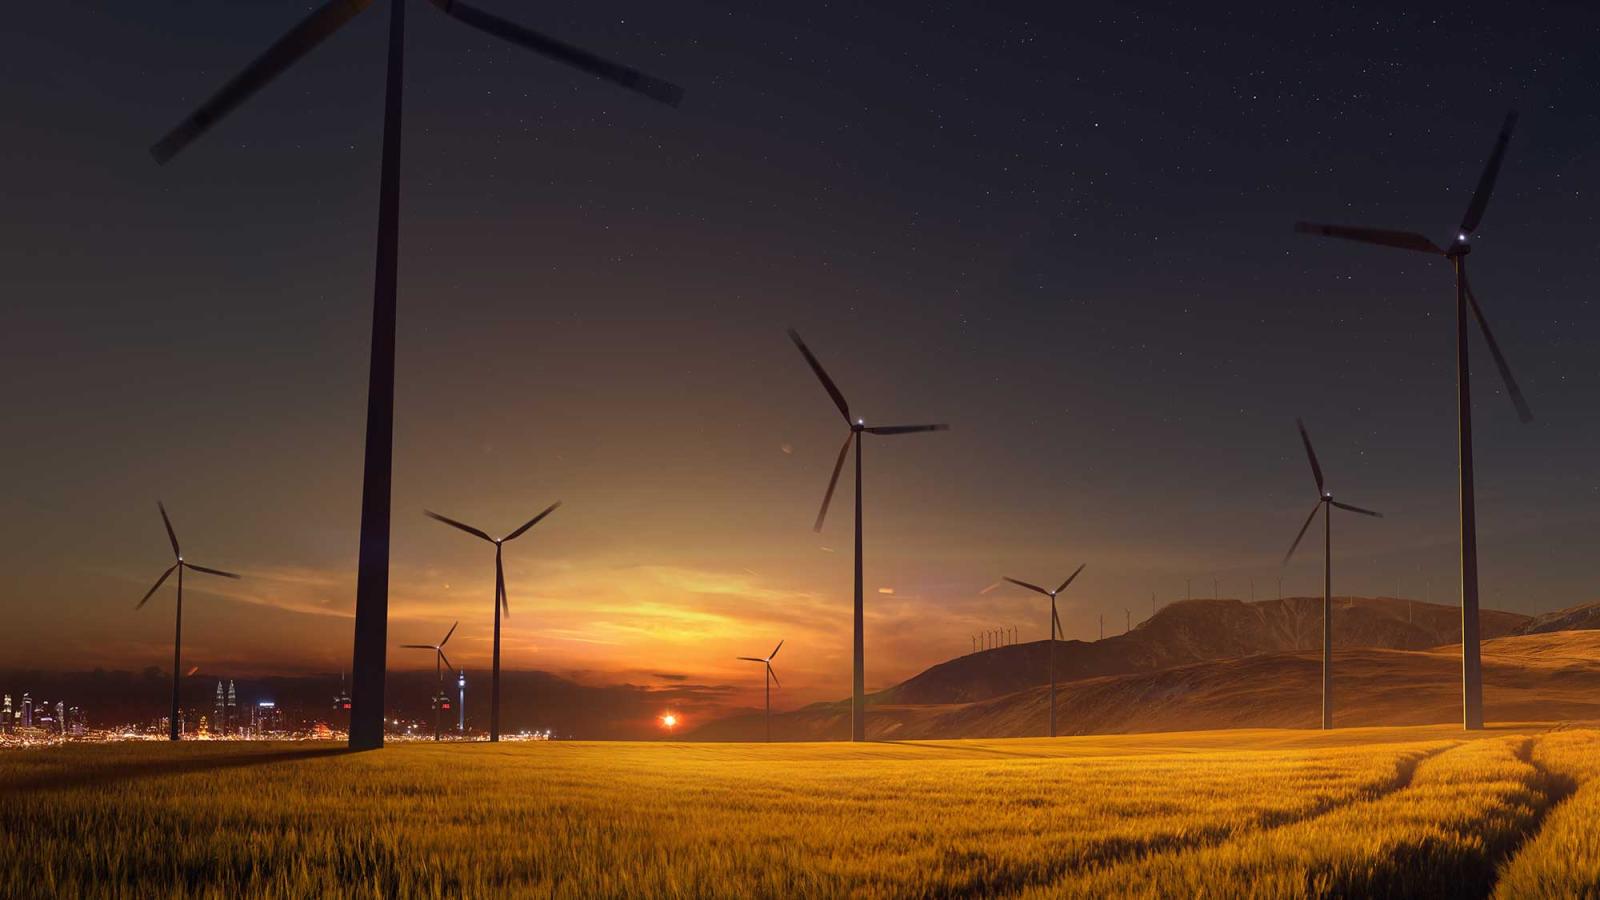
<box><xmin>3</xmin><ymin>725</ymin><xmax>1597</xmax><ymax>898</ymax></box>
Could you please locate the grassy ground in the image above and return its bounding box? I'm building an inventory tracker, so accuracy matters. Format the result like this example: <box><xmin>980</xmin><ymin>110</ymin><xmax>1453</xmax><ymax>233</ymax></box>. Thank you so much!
<box><xmin>2</xmin><ymin>724</ymin><xmax>1595</xmax><ymax>898</ymax></box>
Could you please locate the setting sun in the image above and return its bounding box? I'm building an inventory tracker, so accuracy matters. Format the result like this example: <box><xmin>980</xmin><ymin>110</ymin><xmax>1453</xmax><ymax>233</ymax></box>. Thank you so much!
<box><xmin>660</xmin><ymin>714</ymin><xmax>679</xmax><ymax>732</ymax></box>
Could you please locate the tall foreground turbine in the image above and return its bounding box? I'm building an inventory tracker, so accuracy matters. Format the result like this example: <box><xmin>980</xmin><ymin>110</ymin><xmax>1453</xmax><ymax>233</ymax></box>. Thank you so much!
<box><xmin>736</xmin><ymin>640</ymin><xmax>783</xmax><ymax>743</ymax></box>
<box><xmin>151</xmin><ymin>0</ymin><xmax>682</xmax><ymax>751</ymax></box>
<box><xmin>426</xmin><ymin>503</ymin><xmax>559</xmax><ymax>741</ymax></box>
<box><xmin>135</xmin><ymin>503</ymin><xmax>241</xmax><ymax>741</ymax></box>
<box><xmin>400</xmin><ymin>621</ymin><xmax>457</xmax><ymax>741</ymax></box>
<box><xmin>788</xmin><ymin>329</ymin><xmax>948</xmax><ymax>742</ymax></box>
<box><xmin>1003</xmin><ymin>564</ymin><xmax>1085</xmax><ymax>738</ymax></box>
<box><xmin>1281</xmin><ymin>419</ymin><xmax>1382</xmax><ymax>730</ymax></box>
<box><xmin>1295</xmin><ymin>112</ymin><xmax>1531</xmax><ymax>729</ymax></box>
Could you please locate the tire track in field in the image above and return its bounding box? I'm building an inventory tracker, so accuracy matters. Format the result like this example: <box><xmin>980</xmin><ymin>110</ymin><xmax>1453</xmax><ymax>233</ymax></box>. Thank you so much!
<box><xmin>944</xmin><ymin>742</ymin><xmax>1457</xmax><ymax>899</ymax></box>
<box><xmin>1486</xmin><ymin>735</ymin><xmax>1580</xmax><ymax>899</ymax></box>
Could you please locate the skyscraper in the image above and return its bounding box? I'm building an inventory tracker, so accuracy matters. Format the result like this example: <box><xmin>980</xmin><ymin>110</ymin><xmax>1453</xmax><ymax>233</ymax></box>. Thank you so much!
<box><xmin>214</xmin><ymin>681</ymin><xmax>225</xmax><ymax>735</ymax></box>
<box><xmin>227</xmin><ymin>680</ymin><xmax>237</xmax><ymax>736</ymax></box>
<box><xmin>55</xmin><ymin>701</ymin><xmax>65</xmax><ymax>735</ymax></box>
<box><xmin>457</xmin><ymin>670</ymin><xmax>466</xmax><ymax>733</ymax></box>
<box><xmin>2</xmin><ymin>694</ymin><xmax>11</xmax><ymax>734</ymax></box>
<box><xmin>20</xmin><ymin>693</ymin><xmax>32</xmax><ymax>728</ymax></box>
<box><xmin>252</xmin><ymin>701</ymin><xmax>284</xmax><ymax>736</ymax></box>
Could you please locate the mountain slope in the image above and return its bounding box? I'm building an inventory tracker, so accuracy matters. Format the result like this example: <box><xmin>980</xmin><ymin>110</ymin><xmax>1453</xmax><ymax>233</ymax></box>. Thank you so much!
<box><xmin>691</xmin><ymin>630</ymin><xmax>1600</xmax><ymax>741</ymax></box>
<box><xmin>1521</xmin><ymin>600</ymin><xmax>1600</xmax><ymax>635</ymax></box>
<box><xmin>874</xmin><ymin>595</ymin><xmax>1529</xmax><ymax>707</ymax></box>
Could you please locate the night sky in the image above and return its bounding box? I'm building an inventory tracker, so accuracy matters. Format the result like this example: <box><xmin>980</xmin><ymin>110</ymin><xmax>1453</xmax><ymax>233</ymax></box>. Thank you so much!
<box><xmin>3</xmin><ymin>1</ymin><xmax>1598</xmax><ymax>723</ymax></box>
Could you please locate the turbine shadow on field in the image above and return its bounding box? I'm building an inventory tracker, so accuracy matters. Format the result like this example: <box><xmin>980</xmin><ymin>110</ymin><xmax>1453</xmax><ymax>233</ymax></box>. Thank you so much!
<box><xmin>6</xmin><ymin>747</ymin><xmax>352</xmax><ymax>794</ymax></box>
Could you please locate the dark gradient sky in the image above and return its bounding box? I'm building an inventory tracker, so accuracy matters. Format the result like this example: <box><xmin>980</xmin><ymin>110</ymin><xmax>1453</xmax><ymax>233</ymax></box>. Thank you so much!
<box><xmin>3</xmin><ymin>1</ymin><xmax>1598</xmax><ymax>723</ymax></box>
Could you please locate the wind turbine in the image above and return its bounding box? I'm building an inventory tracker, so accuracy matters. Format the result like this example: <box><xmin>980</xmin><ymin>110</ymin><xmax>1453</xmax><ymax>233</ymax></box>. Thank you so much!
<box><xmin>135</xmin><ymin>502</ymin><xmax>241</xmax><ymax>741</ymax></box>
<box><xmin>736</xmin><ymin>640</ymin><xmax>783</xmax><ymax>743</ymax></box>
<box><xmin>152</xmin><ymin>1</ymin><xmax>682</xmax><ymax>753</ymax></box>
<box><xmin>1282</xmin><ymin>419</ymin><xmax>1383</xmax><ymax>730</ymax></box>
<box><xmin>1003</xmin><ymin>564</ymin><xmax>1085</xmax><ymax>737</ymax></box>
<box><xmin>400</xmin><ymin>621</ymin><xmax>457</xmax><ymax>741</ymax></box>
<box><xmin>1294</xmin><ymin>112</ymin><xmax>1531</xmax><ymax>730</ymax></box>
<box><xmin>788</xmin><ymin>329</ymin><xmax>948</xmax><ymax>742</ymax></box>
<box><xmin>425</xmin><ymin>502</ymin><xmax>560</xmax><ymax>741</ymax></box>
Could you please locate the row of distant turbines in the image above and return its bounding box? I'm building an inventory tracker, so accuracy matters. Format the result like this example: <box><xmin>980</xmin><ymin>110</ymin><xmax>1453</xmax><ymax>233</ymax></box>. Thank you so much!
<box><xmin>137</xmin><ymin>0</ymin><xmax>1529</xmax><ymax>745</ymax></box>
<box><xmin>972</xmin><ymin>628</ymin><xmax>1022</xmax><ymax>653</ymax></box>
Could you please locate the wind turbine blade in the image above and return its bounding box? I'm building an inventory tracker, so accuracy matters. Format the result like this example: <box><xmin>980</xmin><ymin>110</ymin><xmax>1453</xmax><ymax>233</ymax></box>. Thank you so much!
<box><xmin>769</xmin><ymin>639</ymin><xmax>783</xmax><ymax>660</ymax></box>
<box><xmin>158</xmin><ymin>502</ymin><xmax>181</xmax><ymax>559</ymax></box>
<box><xmin>1056</xmin><ymin>563</ymin><xmax>1087</xmax><ymax>594</ymax></box>
<box><xmin>1296</xmin><ymin>418</ymin><xmax>1326</xmax><ymax>495</ymax></box>
<box><xmin>1283</xmin><ymin>502</ymin><xmax>1322</xmax><ymax>564</ymax></box>
<box><xmin>1459</xmin><ymin>111</ymin><xmax>1518</xmax><ymax>237</ymax></box>
<box><xmin>1002</xmin><ymin>577</ymin><xmax>1051</xmax><ymax>596</ymax></box>
<box><xmin>1463</xmin><ymin>274</ymin><xmax>1534</xmax><ymax>424</ymax></box>
<box><xmin>426</xmin><ymin>0</ymin><xmax>683</xmax><ymax>106</ymax></box>
<box><xmin>767</xmin><ymin>664</ymin><xmax>780</xmax><ymax>688</ymax></box>
<box><xmin>814</xmin><ymin>431</ymin><xmax>853</xmax><ymax>533</ymax></box>
<box><xmin>1293</xmin><ymin>222</ymin><xmax>1443</xmax><ymax>255</ymax></box>
<box><xmin>185</xmin><ymin>563</ymin><xmax>241</xmax><ymax>579</ymax></box>
<box><xmin>441</xmin><ymin>621</ymin><xmax>458</xmax><ymax>646</ymax></box>
<box><xmin>437</xmin><ymin>649</ymin><xmax>453</xmax><ymax>671</ymax></box>
<box><xmin>136</xmin><ymin>565</ymin><xmax>178</xmax><ymax>609</ymax></box>
<box><xmin>736</xmin><ymin>657</ymin><xmax>765</xmax><ymax>662</ymax></box>
<box><xmin>1052</xmin><ymin>606</ymin><xmax>1064</xmax><ymax>641</ymax></box>
<box><xmin>787</xmin><ymin>329</ymin><xmax>852</xmax><ymax>424</ymax></box>
<box><xmin>504</xmin><ymin>501</ymin><xmax>562</xmax><ymax>541</ymax></box>
<box><xmin>863</xmin><ymin>424</ymin><xmax>950</xmax><ymax>435</ymax></box>
<box><xmin>496</xmin><ymin>553</ymin><xmax>509</xmax><ymax>618</ymax></box>
<box><xmin>150</xmin><ymin>0</ymin><xmax>375</xmax><ymax>164</ymax></box>
<box><xmin>1331</xmin><ymin>501</ymin><xmax>1383</xmax><ymax>518</ymax></box>
<box><xmin>399</xmin><ymin>644</ymin><xmax>435</xmax><ymax>649</ymax></box>
<box><xmin>424</xmin><ymin>510</ymin><xmax>495</xmax><ymax>543</ymax></box>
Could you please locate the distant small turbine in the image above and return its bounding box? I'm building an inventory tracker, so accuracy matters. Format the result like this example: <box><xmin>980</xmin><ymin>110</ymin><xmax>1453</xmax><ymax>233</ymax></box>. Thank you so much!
<box><xmin>400</xmin><ymin>621</ymin><xmax>457</xmax><ymax>741</ymax></box>
<box><xmin>1282</xmin><ymin>419</ymin><xmax>1383</xmax><ymax>730</ymax></box>
<box><xmin>135</xmin><ymin>502</ymin><xmax>241</xmax><ymax>742</ymax></box>
<box><xmin>1003</xmin><ymin>564</ymin><xmax>1085</xmax><ymax>738</ymax></box>
<box><xmin>426</xmin><ymin>502</ymin><xmax>560</xmax><ymax>742</ymax></box>
<box><xmin>736</xmin><ymin>640</ymin><xmax>783</xmax><ymax>743</ymax></box>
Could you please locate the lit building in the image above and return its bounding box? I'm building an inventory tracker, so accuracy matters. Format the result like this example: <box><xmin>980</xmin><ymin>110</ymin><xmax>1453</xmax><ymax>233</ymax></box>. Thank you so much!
<box><xmin>55</xmin><ymin>701</ymin><xmax>65</xmax><ymax>734</ymax></box>
<box><xmin>214</xmin><ymin>681</ymin><xmax>226</xmax><ymax>735</ymax></box>
<box><xmin>457</xmin><ymin>670</ymin><xmax>466</xmax><ymax>732</ymax></box>
<box><xmin>2</xmin><ymin>694</ymin><xmax>11</xmax><ymax>733</ymax></box>
<box><xmin>67</xmin><ymin>706</ymin><xmax>86</xmax><ymax>737</ymax></box>
<box><xmin>227</xmin><ymin>680</ymin><xmax>237</xmax><ymax>735</ymax></box>
<box><xmin>251</xmin><ymin>700</ymin><xmax>285</xmax><ymax>736</ymax></box>
<box><xmin>21</xmin><ymin>693</ymin><xmax>32</xmax><ymax>728</ymax></box>
<box><xmin>34</xmin><ymin>700</ymin><xmax>55</xmax><ymax>732</ymax></box>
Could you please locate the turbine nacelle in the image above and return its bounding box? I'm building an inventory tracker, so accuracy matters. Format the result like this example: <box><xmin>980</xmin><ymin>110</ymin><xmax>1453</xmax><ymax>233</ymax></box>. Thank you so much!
<box><xmin>787</xmin><ymin>329</ymin><xmax>949</xmax><ymax>533</ymax></box>
<box><xmin>1284</xmin><ymin>420</ymin><xmax>1383</xmax><ymax>565</ymax></box>
<box><xmin>136</xmin><ymin>503</ymin><xmax>242</xmax><ymax>609</ymax></box>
